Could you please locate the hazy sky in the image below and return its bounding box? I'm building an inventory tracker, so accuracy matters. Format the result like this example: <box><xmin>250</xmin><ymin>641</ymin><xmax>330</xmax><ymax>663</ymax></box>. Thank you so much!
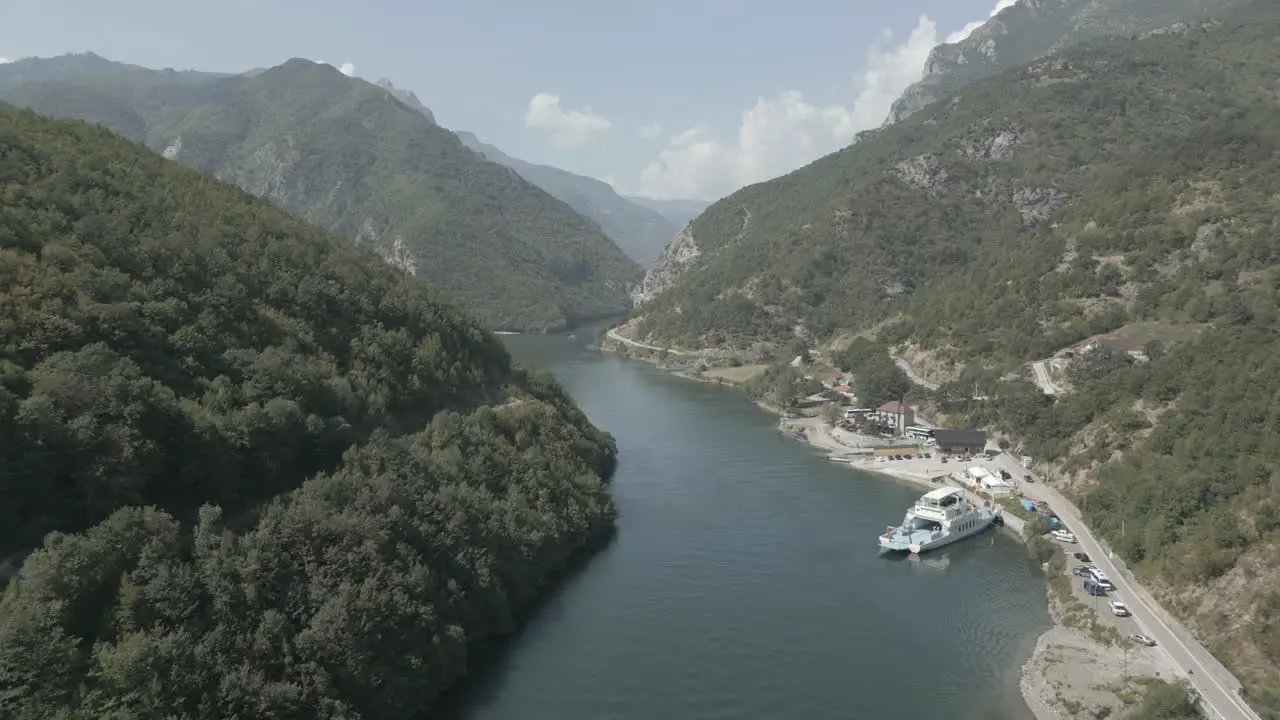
<box><xmin>1</xmin><ymin>0</ymin><xmax>1016</xmax><ymax>201</ymax></box>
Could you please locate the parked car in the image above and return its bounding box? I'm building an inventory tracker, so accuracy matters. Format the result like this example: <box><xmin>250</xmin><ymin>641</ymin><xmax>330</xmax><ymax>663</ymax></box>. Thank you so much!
<box><xmin>1129</xmin><ymin>633</ymin><xmax>1156</xmax><ymax>647</ymax></box>
<box><xmin>1023</xmin><ymin>474</ymin><xmax>1034</xmax><ymax>483</ymax></box>
<box><xmin>1073</xmin><ymin>552</ymin><xmax>1091</xmax><ymax>563</ymax></box>
<box><xmin>1084</xmin><ymin>579</ymin><xmax>1107</xmax><ymax>596</ymax></box>
<box><xmin>1051</xmin><ymin>529</ymin><xmax>1077</xmax><ymax>543</ymax></box>
<box><xmin>1109</xmin><ymin>600</ymin><xmax>1130</xmax><ymax>617</ymax></box>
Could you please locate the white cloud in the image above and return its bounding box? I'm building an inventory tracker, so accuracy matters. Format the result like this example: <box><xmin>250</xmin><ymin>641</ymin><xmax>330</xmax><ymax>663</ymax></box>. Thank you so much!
<box><xmin>313</xmin><ymin>59</ymin><xmax>356</xmax><ymax>77</ymax></box>
<box><xmin>635</xmin><ymin>0</ymin><xmax>1020</xmax><ymax>200</ymax></box>
<box><xmin>638</xmin><ymin>123</ymin><xmax>664</xmax><ymax>140</ymax></box>
<box><xmin>595</xmin><ymin>174</ymin><xmax>617</xmax><ymax>188</ymax></box>
<box><xmin>524</xmin><ymin>92</ymin><xmax>612</xmax><ymax>149</ymax></box>
<box><xmin>0</xmin><ymin>57</ymin><xmax>10</xmax><ymax>64</ymax></box>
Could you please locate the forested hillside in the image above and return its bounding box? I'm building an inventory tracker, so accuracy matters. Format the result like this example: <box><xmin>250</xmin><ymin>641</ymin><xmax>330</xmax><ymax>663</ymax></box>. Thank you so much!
<box><xmin>0</xmin><ymin>57</ymin><xmax>641</xmax><ymax>331</ymax></box>
<box><xmin>624</xmin><ymin>3</ymin><xmax>1280</xmax><ymax>711</ymax></box>
<box><xmin>0</xmin><ymin>106</ymin><xmax>619</xmax><ymax>718</ymax></box>
<box><xmin>456</xmin><ymin>131</ymin><xmax>679</xmax><ymax>266</ymax></box>
<box><xmin>887</xmin><ymin>0</ymin><xmax>1250</xmax><ymax>124</ymax></box>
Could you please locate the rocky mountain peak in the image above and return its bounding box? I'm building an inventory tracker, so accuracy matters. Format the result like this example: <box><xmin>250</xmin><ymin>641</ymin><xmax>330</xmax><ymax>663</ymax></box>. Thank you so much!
<box><xmin>375</xmin><ymin>78</ymin><xmax>436</xmax><ymax>124</ymax></box>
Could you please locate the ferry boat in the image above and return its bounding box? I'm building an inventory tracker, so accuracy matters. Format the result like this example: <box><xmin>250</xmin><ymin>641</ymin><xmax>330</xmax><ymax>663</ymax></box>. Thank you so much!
<box><xmin>878</xmin><ymin>486</ymin><xmax>995</xmax><ymax>554</ymax></box>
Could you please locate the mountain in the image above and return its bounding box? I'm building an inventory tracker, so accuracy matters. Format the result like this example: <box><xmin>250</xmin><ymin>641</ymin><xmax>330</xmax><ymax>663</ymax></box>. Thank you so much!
<box><xmin>375</xmin><ymin>77</ymin><xmax>436</xmax><ymax>123</ymax></box>
<box><xmin>624</xmin><ymin>195</ymin><xmax>712</xmax><ymax>229</ymax></box>
<box><xmin>886</xmin><ymin>0</ymin><xmax>1251</xmax><ymax>125</ymax></box>
<box><xmin>0</xmin><ymin>105</ymin><xmax>618</xmax><ymax>718</ymax></box>
<box><xmin>455</xmin><ymin>131</ymin><xmax>680</xmax><ymax>266</ymax></box>
<box><xmin>0</xmin><ymin>57</ymin><xmax>641</xmax><ymax>331</ymax></box>
<box><xmin>621</xmin><ymin>3</ymin><xmax>1280</xmax><ymax>709</ymax></box>
<box><xmin>0</xmin><ymin>52</ymin><xmax>159</xmax><ymax>92</ymax></box>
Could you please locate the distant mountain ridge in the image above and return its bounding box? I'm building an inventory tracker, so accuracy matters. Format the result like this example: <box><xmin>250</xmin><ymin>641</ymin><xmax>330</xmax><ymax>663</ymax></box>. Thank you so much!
<box><xmin>623</xmin><ymin>196</ymin><xmax>712</xmax><ymax>230</ymax></box>
<box><xmin>886</xmin><ymin>0</ymin><xmax>1251</xmax><ymax>125</ymax></box>
<box><xmin>0</xmin><ymin>55</ymin><xmax>641</xmax><ymax>331</ymax></box>
<box><xmin>454</xmin><ymin>131</ymin><xmax>685</xmax><ymax>267</ymax></box>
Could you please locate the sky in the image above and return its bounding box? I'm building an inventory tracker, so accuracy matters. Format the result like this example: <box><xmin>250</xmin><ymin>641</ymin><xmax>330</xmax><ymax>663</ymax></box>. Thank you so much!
<box><xmin>1</xmin><ymin>0</ymin><xmax>1017</xmax><ymax>202</ymax></box>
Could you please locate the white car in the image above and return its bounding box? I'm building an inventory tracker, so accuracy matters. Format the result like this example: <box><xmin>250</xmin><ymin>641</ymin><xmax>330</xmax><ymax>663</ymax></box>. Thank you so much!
<box><xmin>1109</xmin><ymin>600</ymin><xmax>1130</xmax><ymax>617</ymax></box>
<box><xmin>1050</xmin><ymin>529</ymin><xmax>1077</xmax><ymax>543</ymax></box>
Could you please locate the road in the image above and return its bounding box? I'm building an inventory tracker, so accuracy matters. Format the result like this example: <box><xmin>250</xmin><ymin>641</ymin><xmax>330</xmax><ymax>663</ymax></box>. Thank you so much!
<box><xmin>604</xmin><ymin>327</ymin><xmax>692</xmax><ymax>355</ymax></box>
<box><xmin>988</xmin><ymin>451</ymin><xmax>1260</xmax><ymax>720</ymax></box>
<box><xmin>890</xmin><ymin>354</ymin><xmax>940</xmax><ymax>391</ymax></box>
<box><xmin>1030</xmin><ymin>361</ymin><xmax>1061</xmax><ymax>396</ymax></box>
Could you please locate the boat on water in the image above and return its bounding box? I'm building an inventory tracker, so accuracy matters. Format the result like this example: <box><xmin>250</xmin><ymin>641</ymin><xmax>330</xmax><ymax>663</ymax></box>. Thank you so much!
<box><xmin>781</xmin><ymin>430</ymin><xmax>809</xmax><ymax>442</ymax></box>
<box><xmin>878</xmin><ymin>486</ymin><xmax>995</xmax><ymax>554</ymax></box>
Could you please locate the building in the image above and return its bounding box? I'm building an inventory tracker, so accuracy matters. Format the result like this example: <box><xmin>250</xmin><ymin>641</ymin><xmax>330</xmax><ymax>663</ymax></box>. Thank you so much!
<box><xmin>932</xmin><ymin>429</ymin><xmax>988</xmax><ymax>456</ymax></box>
<box><xmin>1076</xmin><ymin>337</ymin><xmax>1148</xmax><ymax>362</ymax></box>
<box><xmin>869</xmin><ymin>401</ymin><xmax>914</xmax><ymax>430</ymax></box>
<box><xmin>964</xmin><ymin>465</ymin><xmax>1014</xmax><ymax>494</ymax></box>
<box><xmin>832</xmin><ymin>384</ymin><xmax>857</xmax><ymax>401</ymax></box>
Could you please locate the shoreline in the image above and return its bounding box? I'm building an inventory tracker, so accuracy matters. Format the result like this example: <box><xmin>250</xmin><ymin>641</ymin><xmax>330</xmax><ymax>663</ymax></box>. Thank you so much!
<box><xmin>785</xmin><ymin>412</ymin><xmax>1183</xmax><ymax>720</ymax></box>
<box><xmin>597</xmin><ymin>338</ymin><xmax>1173</xmax><ymax>720</ymax></box>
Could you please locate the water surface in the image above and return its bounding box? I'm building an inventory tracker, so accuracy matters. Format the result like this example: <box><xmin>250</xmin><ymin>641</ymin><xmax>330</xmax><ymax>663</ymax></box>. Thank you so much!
<box><xmin>445</xmin><ymin>332</ymin><xmax>1049</xmax><ymax>719</ymax></box>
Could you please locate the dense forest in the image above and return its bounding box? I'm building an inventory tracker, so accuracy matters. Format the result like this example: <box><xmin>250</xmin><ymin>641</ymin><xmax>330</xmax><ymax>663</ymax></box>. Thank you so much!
<box><xmin>0</xmin><ymin>106</ymin><xmax>619</xmax><ymax>717</ymax></box>
<box><xmin>0</xmin><ymin>55</ymin><xmax>642</xmax><ymax>331</ymax></box>
<box><xmin>626</xmin><ymin>2</ymin><xmax>1280</xmax><ymax>712</ymax></box>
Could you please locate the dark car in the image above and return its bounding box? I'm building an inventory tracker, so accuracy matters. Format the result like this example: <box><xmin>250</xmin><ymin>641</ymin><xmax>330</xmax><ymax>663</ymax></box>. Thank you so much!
<box><xmin>1073</xmin><ymin>551</ymin><xmax>1091</xmax><ymax>563</ymax></box>
<box><xmin>1023</xmin><ymin>474</ymin><xmax>1034</xmax><ymax>483</ymax></box>
<box><xmin>1084</xmin><ymin>579</ymin><xmax>1107</xmax><ymax>597</ymax></box>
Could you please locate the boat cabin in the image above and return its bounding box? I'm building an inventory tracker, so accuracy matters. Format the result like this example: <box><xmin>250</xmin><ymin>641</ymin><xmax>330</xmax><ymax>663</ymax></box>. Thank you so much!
<box><xmin>914</xmin><ymin>487</ymin><xmax>970</xmax><ymax>520</ymax></box>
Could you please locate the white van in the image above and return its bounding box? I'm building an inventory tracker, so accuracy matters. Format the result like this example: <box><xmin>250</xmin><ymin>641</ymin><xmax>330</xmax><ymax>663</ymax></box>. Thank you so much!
<box><xmin>1088</xmin><ymin>567</ymin><xmax>1114</xmax><ymax>590</ymax></box>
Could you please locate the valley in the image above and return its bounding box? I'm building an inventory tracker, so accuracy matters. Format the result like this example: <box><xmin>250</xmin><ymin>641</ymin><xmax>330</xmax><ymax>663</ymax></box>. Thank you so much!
<box><xmin>4</xmin><ymin>0</ymin><xmax>1279</xmax><ymax>717</ymax></box>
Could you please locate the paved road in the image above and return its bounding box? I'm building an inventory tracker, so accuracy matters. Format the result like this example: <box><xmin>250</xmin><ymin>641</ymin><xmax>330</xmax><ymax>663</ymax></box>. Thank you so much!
<box><xmin>604</xmin><ymin>328</ymin><xmax>692</xmax><ymax>355</ymax></box>
<box><xmin>1030</xmin><ymin>361</ymin><xmax>1061</xmax><ymax>396</ymax></box>
<box><xmin>988</xmin><ymin>452</ymin><xmax>1260</xmax><ymax>720</ymax></box>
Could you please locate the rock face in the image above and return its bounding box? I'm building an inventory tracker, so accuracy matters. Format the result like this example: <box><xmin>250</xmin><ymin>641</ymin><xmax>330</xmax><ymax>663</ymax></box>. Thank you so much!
<box><xmin>886</xmin><ymin>0</ymin><xmax>1249</xmax><ymax>125</ymax></box>
<box><xmin>375</xmin><ymin>79</ymin><xmax>435</xmax><ymax>124</ymax></box>
<box><xmin>892</xmin><ymin>154</ymin><xmax>950</xmax><ymax>191</ymax></box>
<box><xmin>632</xmin><ymin>225</ymin><xmax>700</xmax><ymax>306</ymax></box>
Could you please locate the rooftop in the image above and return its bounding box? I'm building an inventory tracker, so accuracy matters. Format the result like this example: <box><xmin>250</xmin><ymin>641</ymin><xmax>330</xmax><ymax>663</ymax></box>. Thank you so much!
<box><xmin>933</xmin><ymin>428</ymin><xmax>988</xmax><ymax>446</ymax></box>
<box><xmin>922</xmin><ymin>486</ymin><xmax>964</xmax><ymax>501</ymax></box>
<box><xmin>877</xmin><ymin>401</ymin><xmax>911</xmax><ymax>413</ymax></box>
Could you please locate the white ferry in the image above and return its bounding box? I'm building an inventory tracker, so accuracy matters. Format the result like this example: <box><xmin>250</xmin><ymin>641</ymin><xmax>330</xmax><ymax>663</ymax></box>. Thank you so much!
<box><xmin>878</xmin><ymin>486</ymin><xmax>996</xmax><ymax>554</ymax></box>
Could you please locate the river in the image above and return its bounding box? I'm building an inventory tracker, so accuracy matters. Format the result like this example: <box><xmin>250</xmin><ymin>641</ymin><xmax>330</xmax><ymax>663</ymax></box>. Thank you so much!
<box><xmin>443</xmin><ymin>331</ymin><xmax>1050</xmax><ymax>720</ymax></box>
